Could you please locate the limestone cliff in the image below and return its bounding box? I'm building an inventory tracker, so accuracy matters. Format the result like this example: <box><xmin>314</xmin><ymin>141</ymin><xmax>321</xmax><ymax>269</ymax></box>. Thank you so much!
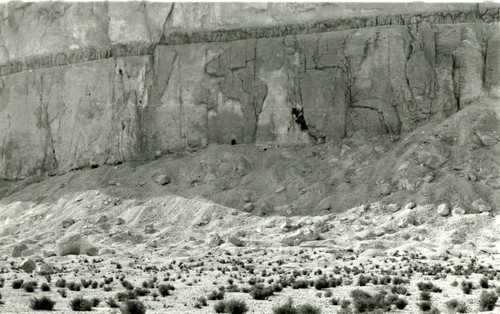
<box><xmin>0</xmin><ymin>2</ymin><xmax>499</xmax><ymax>179</ymax></box>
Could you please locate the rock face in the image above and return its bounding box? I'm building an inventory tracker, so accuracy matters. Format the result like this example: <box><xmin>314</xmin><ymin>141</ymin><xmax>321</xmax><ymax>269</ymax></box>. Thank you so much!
<box><xmin>0</xmin><ymin>3</ymin><xmax>499</xmax><ymax>179</ymax></box>
<box><xmin>281</xmin><ymin>228</ymin><xmax>320</xmax><ymax>246</ymax></box>
<box><xmin>55</xmin><ymin>232</ymin><xmax>97</xmax><ymax>256</ymax></box>
<box><xmin>12</xmin><ymin>243</ymin><xmax>28</xmax><ymax>257</ymax></box>
<box><xmin>20</xmin><ymin>258</ymin><xmax>36</xmax><ymax>273</ymax></box>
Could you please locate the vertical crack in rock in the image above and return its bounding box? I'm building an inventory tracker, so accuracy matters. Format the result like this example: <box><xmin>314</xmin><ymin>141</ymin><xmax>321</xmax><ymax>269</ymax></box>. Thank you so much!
<box><xmin>39</xmin><ymin>71</ymin><xmax>58</xmax><ymax>175</ymax></box>
<box><xmin>451</xmin><ymin>53</ymin><xmax>461</xmax><ymax>110</ymax></box>
<box><xmin>159</xmin><ymin>3</ymin><xmax>175</xmax><ymax>45</ymax></box>
<box><xmin>341</xmin><ymin>32</ymin><xmax>354</xmax><ymax>137</ymax></box>
<box><xmin>482</xmin><ymin>30</ymin><xmax>488</xmax><ymax>88</ymax></box>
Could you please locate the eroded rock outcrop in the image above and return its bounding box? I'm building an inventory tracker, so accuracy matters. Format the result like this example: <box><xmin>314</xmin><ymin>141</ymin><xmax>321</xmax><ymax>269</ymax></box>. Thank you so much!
<box><xmin>0</xmin><ymin>3</ymin><xmax>499</xmax><ymax>179</ymax></box>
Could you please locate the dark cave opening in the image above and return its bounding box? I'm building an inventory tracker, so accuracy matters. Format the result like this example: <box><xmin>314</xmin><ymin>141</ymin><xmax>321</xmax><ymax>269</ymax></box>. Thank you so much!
<box><xmin>231</xmin><ymin>139</ymin><xmax>236</xmax><ymax>145</ymax></box>
<box><xmin>292</xmin><ymin>107</ymin><xmax>309</xmax><ymax>131</ymax></box>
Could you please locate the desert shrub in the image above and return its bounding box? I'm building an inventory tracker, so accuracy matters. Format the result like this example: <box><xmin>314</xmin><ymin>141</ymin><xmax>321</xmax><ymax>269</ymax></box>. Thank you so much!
<box><xmin>298</xmin><ymin>303</ymin><xmax>321</xmax><ymax>314</ymax></box>
<box><xmin>479</xmin><ymin>290</ymin><xmax>498</xmax><ymax>311</ymax></box>
<box><xmin>330</xmin><ymin>297</ymin><xmax>339</xmax><ymax>305</ymax></box>
<box><xmin>250</xmin><ymin>284</ymin><xmax>274</xmax><ymax>300</ymax></box>
<box><xmin>314</xmin><ymin>276</ymin><xmax>329</xmax><ymax>290</ymax></box>
<box><xmin>91</xmin><ymin>281</ymin><xmax>98</xmax><ymax>289</ymax></box>
<box><xmin>134</xmin><ymin>287</ymin><xmax>149</xmax><ymax>296</ymax></box>
<box><xmin>69</xmin><ymin>297</ymin><xmax>92</xmax><ymax>311</ymax></box>
<box><xmin>446</xmin><ymin>299</ymin><xmax>467</xmax><ymax>313</ymax></box>
<box><xmin>479</xmin><ymin>277</ymin><xmax>489</xmax><ymax>289</ymax></box>
<box><xmin>324</xmin><ymin>290</ymin><xmax>332</xmax><ymax>298</ymax></box>
<box><xmin>80</xmin><ymin>279</ymin><xmax>92</xmax><ymax>289</ymax></box>
<box><xmin>451</xmin><ymin>280</ymin><xmax>458</xmax><ymax>287</ymax></box>
<box><xmin>29</xmin><ymin>296</ymin><xmax>56</xmax><ymax>310</ymax></box>
<box><xmin>12</xmin><ymin>279</ymin><xmax>24</xmax><ymax>289</ymax></box>
<box><xmin>356</xmin><ymin>275</ymin><xmax>371</xmax><ymax>287</ymax></box>
<box><xmin>91</xmin><ymin>297</ymin><xmax>100</xmax><ymax>307</ymax></box>
<box><xmin>106</xmin><ymin>297</ymin><xmax>120</xmax><ymax>308</ymax></box>
<box><xmin>390</xmin><ymin>285</ymin><xmax>408</xmax><ymax>295</ymax></box>
<box><xmin>55</xmin><ymin>279</ymin><xmax>66</xmax><ymax>288</ymax></box>
<box><xmin>57</xmin><ymin>288</ymin><xmax>67</xmax><ymax>298</ymax></box>
<box><xmin>461</xmin><ymin>281</ymin><xmax>474</xmax><ymax>295</ymax></box>
<box><xmin>273</xmin><ymin>298</ymin><xmax>297</xmax><ymax>314</ymax></box>
<box><xmin>120</xmin><ymin>300</ymin><xmax>146</xmax><ymax>314</ymax></box>
<box><xmin>392</xmin><ymin>276</ymin><xmax>408</xmax><ymax>285</ymax></box>
<box><xmin>224</xmin><ymin>299</ymin><xmax>249</xmax><ymax>314</ymax></box>
<box><xmin>417</xmin><ymin>282</ymin><xmax>442</xmax><ymax>293</ymax></box>
<box><xmin>194</xmin><ymin>296</ymin><xmax>208</xmax><ymax>308</ymax></box>
<box><xmin>340</xmin><ymin>299</ymin><xmax>351</xmax><ymax>308</ymax></box>
<box><xmin>420</xmin><ymin>291</ymin><xmax>432</xmax><ymax>301</ymax></box>
<box><xmin>272</xmin><ymin>284</ymin><xmax>283</xmax><ymax>293</ymax></box>
<box><xmin>417</xmin><ymin>301</ymin><xmax>433</xmax><ymax>312</ymax></box>
<box><xmin>41</xmin><ymin>282</ymin><xmax>51</xmax><ymax>291</ymax></box>
<box><xmin>66</xmin><ymin>281</ymin><xmax>81</xmax><ymax>291</ymax></box>
<box><xmin>292</xmin><ymin>280</ymin><xmax>310</xmax><ymax>290</ymax></box>
<box><xmin>22</xmin><ymin>281</ymin><xmax>38</xmax><ymax>292</ymax></box>
<box><xmin>121</xmin><ymin>279</ymin><xmax>134</xmax><ymax>290</ymax></box>
<box><xmin>329</xmin><ymin>277</ymin><xmax>343</xmax><ymax>287</ymax></box>
<box><xmin>116</xmin><ymin>290</ymin><xmax>137</xmax><ymax>302</ymax></box>
<box><xmin>158</xmin><ymin>283</ymin><xmax>175</xmax><ymax>297</ymax></box>
<box><xmin>350</xmin><ymin>289</ymin><xmax>390</xmax><ymax>312</ymax></box>
<box><xmin>394</xmin><ymin>297</ymin><xmax>408</xmax><ymax>310</ymax></box>
<box><xmin>214</xmin><ymin>301</ymin><xmax>226</xmax><ymax>313</ymax></box>
<box><xmin>208</xmin><ymin>289</ymin><xmax>225</xmax><ymax>300</ymax></box>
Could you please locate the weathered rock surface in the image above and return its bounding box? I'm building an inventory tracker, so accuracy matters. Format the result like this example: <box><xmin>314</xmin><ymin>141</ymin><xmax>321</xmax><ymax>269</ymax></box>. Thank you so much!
<box><xmin>0</xmin><ymin>3</ymin><xmax>499</xmax><ymax>179</ymax></box>
<box><xmin>207</xmin><ymin>233</ymin><xmax>223</xmax><ymax>247</ymax></box>
<box><xmin>20</xmin><ymin>258</ymin><xmax>36</xmax><ymax>273</ymax></box>
<box><xmin>36</xmin><ymin>263</ymin><xmax>54</xmax><ymax>275</ymax></box>
<box><xmin>281</xmin><ymin>228</ymin><xmax>320</xmax><ymax>246</ymax></box>
<box><xmin>55</xmin><ymin>232</ymin><xmax>97</xmax><ymax>256</ymax></box>
<box><xmin>12</xmin><ymin>243</ymin><xmax>28</xmax><ymax>257</ymax></box>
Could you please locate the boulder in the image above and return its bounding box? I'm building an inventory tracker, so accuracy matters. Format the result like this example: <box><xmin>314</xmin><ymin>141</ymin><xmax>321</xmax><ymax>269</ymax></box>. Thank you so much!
<box><xmin>20</xmin><ymin>258</ymin><xmax>36</xmax><ymax>273</ymax></box>
<box><xmin>62</xmin><ymin>218</ymin><xmax>76</xmax><ymax>228</ymax></box>
<box><xmin>452</xmin><ymin>206</ymin><xmax>466</xmax><ymax>216</ymax></box>
<box><xmin>275</xmin><ymin>186</ymin><xmax>286</xmax><ymax>194</ymax></box>
<box><xmin>281</xmin><ymin>228</ymin><xmax>320</xmax><ymax>246</ymax></box>
<box><xmin>42</xmin><ymin>250</ymin><xmax>56</xmax><ymax>258</ymax></box>
<box><xmin>437</xmin><ymin>203</ymin><xmax>450</xmax><ymax>216</ymax></box>
<box><xmin>98</xmin><ymin>248</ymin><xmax>116</xmax><ymax>255</ymax></box>
<box><xmin>12</xmin><ymin>243</ymin><xmax>28</xmax><ymax>257</ymax></box>
<box><xmin>472</xmin><ymin>199</ymin><xmax>492</xmax><ymax>213</ymax></box>
<box><xmin>379</xmin><ymin>183</ymin><xmax>392</xmax><ymax>195</ymax></box>
<box><xmin>36</xmin><ymin>263</ymin><xmax>54</xmax><ymax>275</ymax></box>
<box><xmin>417</xmin><ymin>145</ymin><xmax>448</xmax><ymax>169</ymax></box>
<box><xmin>227</xmin><ymin>235</ymin><xmax>245</xmax><ymax>247</ymax></box>
<box><xmin>387</xmin><ymin>204</ymin><xmax>400</xmax><ymax>212</ymax></box>
<box><xmin>207</xmin><ymin>233</ymin><xmax>223</xmax><ymax>247</ymax></box>
<box><xmin>474</xmin><ymin>130</ymin><xmax>498</xmax><ymax>147</ymax></box>
<box><xmin>116</xmin><ymin>217</ymin><xmax>125</xmax><ymax>225</ymax></box>
<box><xmin>55</xmin><ymin>232</ymin><xmax>97</xmax><ymax>256</ymax></box>
<box><xmin>98</xmin><ymin>222</ymin><xmax>112</xmax><ymax>231</ymax></box>
<box><xmin>95</xmin><ymin>215</ymin><xmax>108</xmax><ymax>224</ymax></box>
<box><xmin>243</xmin><ymin>203</ymin><xmax>254</xmax><ymax>212</ymax></box>
<box><xmin>404</xmin><ymin>202</ymin><xmax>416</xmax><ymax>210</ymax></box>
<box><xmin>20</xmin><ymin>249</ymin><xmax>36</xmax><ymax>257</ymax></box>
<box><xmin>144</xmin><ymin>224</ymin><xmax>156</xmax><ymax>234</ymax></box>
<box><xmin>279</xmin><ymin>219</ymin><xmax>293</xmax><ymax>232</ymax></box>
<box><xmin>236</xmin><ymin>157</ymin><xmax>251</xmax><ymax>176</ymax></box>
<box><xmin>154</xmin><ymin>174</ymin><xmax>171</xmax><ymax>185</ymax></box>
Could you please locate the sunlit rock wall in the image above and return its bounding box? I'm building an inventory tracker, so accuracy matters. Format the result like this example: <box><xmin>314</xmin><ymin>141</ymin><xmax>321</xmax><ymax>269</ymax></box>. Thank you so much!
<box><xmin>0</xmin><ymin>2</ymin><xmax>499</xmax><ymax>179</ymax></box>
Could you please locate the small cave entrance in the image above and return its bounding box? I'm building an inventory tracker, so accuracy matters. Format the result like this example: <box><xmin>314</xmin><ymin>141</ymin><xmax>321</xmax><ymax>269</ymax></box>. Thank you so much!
<box><xmin>231</xmin><ymin>139</ymin><xmax>237</xmax><ymax>145</ymax></box>
<box><xmin>292</xmin><ymin>107</ymin><xmax>308</xmax><ymax>131</ymax></box>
